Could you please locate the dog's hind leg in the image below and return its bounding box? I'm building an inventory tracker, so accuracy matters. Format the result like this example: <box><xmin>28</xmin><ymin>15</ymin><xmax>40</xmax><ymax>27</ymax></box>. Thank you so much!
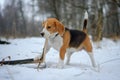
<box><xmin>83</xmin><ymin>37</ymin><xmax>96</xmax><ymax>67</ymax></box>
<box><xmin>87</xmin><ymin>52</ymin><xmax>96</xmax><ymax>67</ymax></box>
<box><xmin>66</xmin><ymin>52</ymin><xmax>73</xmax><ymax>65</ymax></box>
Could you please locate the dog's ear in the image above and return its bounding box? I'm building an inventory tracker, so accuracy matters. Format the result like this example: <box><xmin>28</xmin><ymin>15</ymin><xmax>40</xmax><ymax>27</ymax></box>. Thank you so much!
<box><xmin>42</xmin><ymin>21</ymin><xmax>45</xmax><ymax>27</ymax></box>
<box><xmin>54</xmin><ymin>21</ymin><xmax>65</xmax><ymax>36</ymax></box>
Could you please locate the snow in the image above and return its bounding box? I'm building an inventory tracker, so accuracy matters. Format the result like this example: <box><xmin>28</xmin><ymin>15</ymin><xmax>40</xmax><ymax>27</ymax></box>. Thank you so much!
<box><xmin>0</xmin><ymin>37</ymin><xmax>120</xmax><ymax>80</ymax></box>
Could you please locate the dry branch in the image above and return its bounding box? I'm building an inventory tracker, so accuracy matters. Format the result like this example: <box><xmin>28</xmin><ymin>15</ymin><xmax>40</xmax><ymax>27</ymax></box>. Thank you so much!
<box><xmin>0</xmin><ymin>58</ymin><xmax>36</xmax><ymax>65</ymax></box>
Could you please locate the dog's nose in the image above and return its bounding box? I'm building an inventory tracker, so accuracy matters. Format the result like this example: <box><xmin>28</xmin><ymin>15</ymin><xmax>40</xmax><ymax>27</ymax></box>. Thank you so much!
<box><xmin>40</xmin><ymin>32</ymin><xmax>44</xmax><ymax>37</ymax></box>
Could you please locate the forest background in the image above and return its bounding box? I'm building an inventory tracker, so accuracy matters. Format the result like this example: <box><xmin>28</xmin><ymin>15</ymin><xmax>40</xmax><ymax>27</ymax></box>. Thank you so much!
<box><xmin>0</xmin><ymin>0</ymin><xmax>120</xmax><ymax>41</ymax></box>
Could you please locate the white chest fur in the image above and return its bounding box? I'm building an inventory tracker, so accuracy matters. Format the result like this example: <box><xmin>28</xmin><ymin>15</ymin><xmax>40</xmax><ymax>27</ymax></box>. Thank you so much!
<box><xmin>48</xmin><ymin>35</ymin><xmax>78</xmax><ymax>53</ymax></box>
<box><xmin>48</xmin><ymin>35</ymin><xmax>63</xmax><ymax>51</ymax></box>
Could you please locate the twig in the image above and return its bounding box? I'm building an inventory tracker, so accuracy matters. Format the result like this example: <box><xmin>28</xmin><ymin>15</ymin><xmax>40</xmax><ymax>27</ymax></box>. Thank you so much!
<box><xmin>37</xmin><ymin>39</ymin><xmax>48</xmax><ymax>70</ymax></box>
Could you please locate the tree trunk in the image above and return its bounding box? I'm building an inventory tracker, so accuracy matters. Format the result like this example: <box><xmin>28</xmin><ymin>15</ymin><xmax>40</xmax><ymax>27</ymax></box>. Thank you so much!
<box><xmin>95</xmin><ymin>0</ymin><xmax>103</xmax><ymax>41</ymax></box>
<box><xmin>106</xmin><ymin>0</ymin><xmax>120</xmax><ymax>38</ymax></box>
<box><xmin>96</xmin><ymin>8</ymin><xmax>103</xmax><ymax>41</ymax></box>
<box><xmin>88</xmin><ymin>0</ymin><xmax>97</xmax><ymax>41</ymax></box>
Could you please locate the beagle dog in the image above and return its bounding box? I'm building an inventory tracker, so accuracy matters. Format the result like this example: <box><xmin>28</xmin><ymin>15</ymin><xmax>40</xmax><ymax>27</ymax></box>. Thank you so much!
<box><xmin>40</xmin><ymin>17</ymin><xmax>96</xmax><ymax>68</ymax></box>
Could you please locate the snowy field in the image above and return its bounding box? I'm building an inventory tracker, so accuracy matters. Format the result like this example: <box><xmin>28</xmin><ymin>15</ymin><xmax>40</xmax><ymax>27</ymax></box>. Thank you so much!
<box><xmin>0</xmin><ymin>37</ymin><xmax>120</xmax><ymax>80</ymax></box>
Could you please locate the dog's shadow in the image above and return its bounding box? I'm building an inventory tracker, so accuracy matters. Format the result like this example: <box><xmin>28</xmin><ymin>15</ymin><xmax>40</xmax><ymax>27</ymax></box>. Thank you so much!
<box><xmin>46</xmin><ymin>61</ymin><xmax>91</xmax><ymax>70</ymax></box>
<box><xmin>20</xmin><ymin>61</ymin><xmax>94</xmax><ymax>71</ymax></box>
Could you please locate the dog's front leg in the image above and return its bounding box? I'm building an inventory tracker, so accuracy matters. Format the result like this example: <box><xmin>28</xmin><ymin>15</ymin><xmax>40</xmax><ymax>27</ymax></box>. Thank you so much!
<box><xmin>57</xmin><ymin>31</ymin><xmax>70</xmax><ymax>68</ymax></box>
<box><xmin>57</xmin><ymin>46</ymin><xmax>66</xmax><ymax>68</ymax></box>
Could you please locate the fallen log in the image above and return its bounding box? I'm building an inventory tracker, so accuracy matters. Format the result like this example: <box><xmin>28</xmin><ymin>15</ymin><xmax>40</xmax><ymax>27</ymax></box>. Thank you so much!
<box><xmin>0</xmin><ymin>58</ymin><xmax>34</xmax><ymax>65</ymax></box>
<box><xmin>0</xmin><ymin>58</ymin><xmax>46</xmax><ymax>69</ymax></box>
<box><xmin>0</xmin><ymin>52</ymin><xmax>46</xmax><ymax>69</ymax></box>
<box><xmin>0</xmin><ymin>40</ymin><xmax>10</xmax><ymax>44</ymax></box>
<box><xmin>1</xmin><ymin>58</ymin><xmax>46</xmax><ymax>68</ymax></box>
<box><xmin>0</xmin><ymin>54</ymin><xmax>44</xmax><ymax>65</ymax></box>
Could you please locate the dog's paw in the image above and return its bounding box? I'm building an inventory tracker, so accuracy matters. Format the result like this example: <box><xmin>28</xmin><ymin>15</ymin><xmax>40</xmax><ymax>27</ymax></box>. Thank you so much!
<box><xmin>91</xmin><ymin>63</ymin><xmax>100</xmax><ymax>72</ymax></box>
<box><xmin>56</xmin><ymin>63</ymin><xmax>64</xmax><ymax>69</ymax></box>
<box><xmin>56</xmin><ymin>59</ymin><xmax>64</xmax><ymax>69</ymax></box>
<box><xmin>65</xmin><ymin>62</ymin><xmax>70</xmax><ymax>65</ymax></box>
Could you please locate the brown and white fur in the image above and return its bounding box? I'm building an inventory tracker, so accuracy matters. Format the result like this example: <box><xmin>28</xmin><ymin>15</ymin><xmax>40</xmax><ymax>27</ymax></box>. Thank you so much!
<box><xmin>39</xmin><ymin>15</ymin><xmax>96</xmax><ymax>68</ymax></box>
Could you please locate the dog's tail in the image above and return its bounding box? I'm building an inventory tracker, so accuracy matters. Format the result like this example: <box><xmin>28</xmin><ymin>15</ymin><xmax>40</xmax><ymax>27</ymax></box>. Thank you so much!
<box><xmin>83</xmin><ymin>11</ymin><xmax>88</xmax><ymax>33</ymax></box>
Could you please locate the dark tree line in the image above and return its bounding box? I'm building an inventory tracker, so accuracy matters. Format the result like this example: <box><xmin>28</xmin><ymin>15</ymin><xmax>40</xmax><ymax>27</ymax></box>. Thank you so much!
<box><xmin>0</xmin><ymin>0</ymin><xmax>120</xmax><ymax>41</ymax></box>
<box><xmin>0</xmin><ymin>0</ymin><xmax>40</xmax><ymax>38</ymax></box>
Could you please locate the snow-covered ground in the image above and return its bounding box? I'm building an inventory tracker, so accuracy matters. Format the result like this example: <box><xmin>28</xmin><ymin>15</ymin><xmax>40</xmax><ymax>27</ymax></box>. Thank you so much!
<box><xmin>0</xmin><ymin>37</ymin><xmax>120</xmax><ymax>80</ymax></box>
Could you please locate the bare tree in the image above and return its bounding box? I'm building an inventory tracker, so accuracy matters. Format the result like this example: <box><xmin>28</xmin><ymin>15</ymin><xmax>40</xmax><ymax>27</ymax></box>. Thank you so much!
<box><xmin>105</xmin><ymin>0</ymin><xmax>120</xmax><ymax>39</ymax></box>
<box><xmin>17</xmin><ymin>0</ymin><xmax>27</xmax><ymax>36</ymax></box>
<box><xmin>94</xmin><ymin>0</ymin><xmax>104</xmax><ymax>41</ymax></box>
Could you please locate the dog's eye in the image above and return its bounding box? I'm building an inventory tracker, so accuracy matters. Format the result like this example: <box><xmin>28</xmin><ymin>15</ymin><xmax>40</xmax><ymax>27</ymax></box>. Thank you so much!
<box><xmin>47</xmin><ymin>26</ymin><xmax>51</xmax><ymax>29</ymax></box>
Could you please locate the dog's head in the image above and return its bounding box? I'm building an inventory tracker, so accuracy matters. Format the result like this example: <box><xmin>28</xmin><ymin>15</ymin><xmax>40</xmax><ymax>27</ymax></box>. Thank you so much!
<box><xmin>41</xmin><ymin>18</ymin><xmax>65</xmax><ymax>38</ymax></box>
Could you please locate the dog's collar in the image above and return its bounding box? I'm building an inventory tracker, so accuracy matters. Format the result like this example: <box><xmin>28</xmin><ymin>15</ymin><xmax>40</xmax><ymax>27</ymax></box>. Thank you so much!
<box><xmin>55</xmin><ymin>33</ymin><xmax>59</xmax><ymax>37</ymax></box>
<box><xmin>49</xmin><ymin>33</ymin><xmax>59</xmax><ymax>39</ymax></box>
